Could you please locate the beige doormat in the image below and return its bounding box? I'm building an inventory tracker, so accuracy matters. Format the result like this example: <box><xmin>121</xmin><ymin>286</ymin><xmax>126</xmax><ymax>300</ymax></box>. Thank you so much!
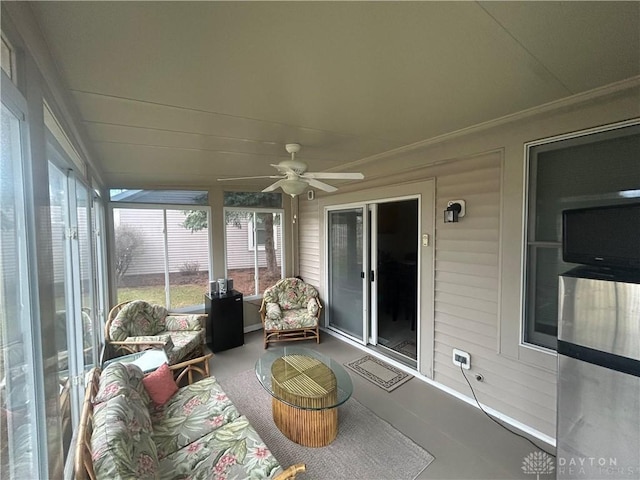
<box><xmin>345</xmin><ymin>355</ymin><xmax>413</xmax><ymax>392</ymax></box>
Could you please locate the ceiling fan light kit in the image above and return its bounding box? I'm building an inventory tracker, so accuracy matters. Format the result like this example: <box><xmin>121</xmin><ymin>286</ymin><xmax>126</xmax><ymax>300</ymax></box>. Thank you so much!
<box><xmin>280</xmin><ymin>178</ymin><xmax>308</xmax><ymax>197</ymax></box>
<box><xmin>217</xmin><ymin>143</ymin><xmax>364</xmax><ymax>197</ymax></box>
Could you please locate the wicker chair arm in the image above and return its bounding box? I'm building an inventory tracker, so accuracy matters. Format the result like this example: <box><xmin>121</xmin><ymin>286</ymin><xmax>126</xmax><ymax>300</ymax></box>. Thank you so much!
<box><xmin>169</xmin><ymin>352</ymin><xmax>213</xmax><ymax>385</ymax></box>
<box><xmin>274</xmin><ymin>464</ymin><xmax>306</xmax><ymax>480</ymax></box>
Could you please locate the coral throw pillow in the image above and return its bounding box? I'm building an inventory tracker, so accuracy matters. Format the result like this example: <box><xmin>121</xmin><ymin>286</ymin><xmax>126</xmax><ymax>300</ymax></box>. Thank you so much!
<box><xmin>142</xmin><ymin>363</ymin><xmax>178</xmax><ymax>406</ymax></box>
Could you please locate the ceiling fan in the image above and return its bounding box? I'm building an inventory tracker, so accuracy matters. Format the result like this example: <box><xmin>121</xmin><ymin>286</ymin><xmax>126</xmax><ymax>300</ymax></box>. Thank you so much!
<box><xmin>217</xmin><ymin>144</ymin><xmax>364</xmax><ymax>197</ymax></box>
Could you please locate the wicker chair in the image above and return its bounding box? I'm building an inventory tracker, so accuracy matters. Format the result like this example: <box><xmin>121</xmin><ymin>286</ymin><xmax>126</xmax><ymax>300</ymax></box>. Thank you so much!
<box><xmin>105</xmin><ymin>300</ymin><xmax>206</xmax><ymax>365</ymax></box>
<box><xmin>259</xmin><ymin>278</ymin><xmax>322</xmax><ymax>349</ymax></box>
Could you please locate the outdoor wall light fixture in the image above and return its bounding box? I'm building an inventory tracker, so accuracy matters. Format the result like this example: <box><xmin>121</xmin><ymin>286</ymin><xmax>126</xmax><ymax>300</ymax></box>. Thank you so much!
<box><xmin>444</xmin><ymin>200</ymin><xmax>466</xmax><ymax>223</ymax></box>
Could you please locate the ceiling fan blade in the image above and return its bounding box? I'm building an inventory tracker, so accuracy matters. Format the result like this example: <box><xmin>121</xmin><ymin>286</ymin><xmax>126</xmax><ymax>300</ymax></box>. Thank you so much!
<box><xmin>302</xmin><ymin>172</ymin><xmax>364</xmax><ymax>180</ymax></box>
<box><xmin>262</xmin><ymin>179</ymin><xmax>288</xmax><ymax>192</ymax></box>
<box><xmin>218</xmin><ymin>175</ymin><xmax>283</xmax><ymax>181</ymax></box>
<box><xmin>306</xmin><ymin>179</ymin><xmax>338</xmax><ymax>192</ymax></box>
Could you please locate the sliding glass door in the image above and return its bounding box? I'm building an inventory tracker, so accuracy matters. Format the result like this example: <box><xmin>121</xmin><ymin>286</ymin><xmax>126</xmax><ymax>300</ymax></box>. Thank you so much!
<box><xmin>327</xmin><ymin>207</ymin><xmax>367</xmax><ymax>343</ymax></box>
<box><xmin>327</xmin><ymin>198</ymin><xmax>421</xmax><ymax>366</ymax></box>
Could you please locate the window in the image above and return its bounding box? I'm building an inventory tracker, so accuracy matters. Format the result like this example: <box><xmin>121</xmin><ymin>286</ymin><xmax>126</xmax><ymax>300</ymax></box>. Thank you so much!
<box><xmin>112</xmin><ymin>205</ymin><xmax>211</xmax><ymax>310</ymax></box>
<box><xmin>524</xmin><ymin>122</ymin><xmax>640</xmax><ymax>350</ymax></box>
<box><xmin>225</xmin><ymin>210</ymin><xmax>284</xmax><ymax>297</ymax></box>
<box><xmin>248</xmin><ymin>215</ymin><xmax>278</xmax><ymax>251</ymax></box>
<box><xmin>1</xmin><ymin>98</ymin><xmax>38</xmax><ymax>480</ymax></box>
<box><xmin>47</xmin><ymin>137</ymin><xmax>103</xmax><ymax>468</ymax></box>
<box><xmin>1</xmin><ymin>34</ymin><xmax>15</xmax><ymax>83</ymax></box>
<box><xmin>223</xmin><ymin>191</ymin><xmax>284</xmax><ymax>297</ymax></box>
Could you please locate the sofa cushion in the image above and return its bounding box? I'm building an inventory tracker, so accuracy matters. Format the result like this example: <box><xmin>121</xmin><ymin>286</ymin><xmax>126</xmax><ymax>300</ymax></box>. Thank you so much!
<box><xmin>265</xmin><ymin>302</ymin><xmax>282</xmax><ymax>321</ymax></box>
<box><xmin>110</xmin><ymin>300</ymin><xmax>168</xmax><ymax>340</ymax></box>
<box><xmin>151</xmin><ymin>377</ymin><xmax>241</xmax><ymax>459</ymax></box>
<box><xmin>157</xmin><ymin>416</ymin><xmax>282</xmax><ymax>480</ymax></box>
<box><xmin>91</xmin><ymin>394</ymin><xmax>158</xmax><ymax>480</ymax></box>
<box><xmin>143</xmin><ymin>363</ymin><xmax>178</xmax><ymax>406</ymax></box>
<box><xmin>165</xmin><ymin>314</ymin><xmax>205</xmax><ymax>331</ymax></box>
<box><xmin>165</xmin><ymin>330</ymin><xmax>204</xmax><ymax>365</ymax></box>
<box><xmin>95</xmin><ymin>363</ymin><xmax>151</xmax><ymax>407</ymax></box>
<box><xmin>264</xmin><ymin>309</ymin><xmax>319</xmax><ymax>331</ymax></box>
<box><xmin>124</xmin><ymin>334</ymin><xmax>175</xmax><ymax>356</ymax></box>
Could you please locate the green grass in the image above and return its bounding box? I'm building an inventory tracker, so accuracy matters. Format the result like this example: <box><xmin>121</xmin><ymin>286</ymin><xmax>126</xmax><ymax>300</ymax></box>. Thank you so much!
<box><xmin>117</xmin><ymin>284</ymin><xmax>206</xmax><ymax>309</ymax></box>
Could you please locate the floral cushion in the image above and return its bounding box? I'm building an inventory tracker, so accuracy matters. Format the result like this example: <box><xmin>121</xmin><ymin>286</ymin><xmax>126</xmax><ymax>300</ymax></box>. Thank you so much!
<box><xmin>124</xmin><ymin>334</ymin><xmax>175</xmax><ymax>355</ymax></box>
<box><xmin>263</xmin><ymin>278</ymin><xmax>318</xmax><ymax>311</ymax></box>
<box><xmin>157</xmin><ymin>416</ymin><xmax>282</xmax><ymax>480</ymax></box>
<box><xmin>165</xmin><ymin>314</ymin><xmax>205</xmax><ymax>331</ymax></box>
<box><xmin>95</xmin><ymin>363</ymin><xmax>151</xmax><ymax>407</ymax></box>
<box><xmin>110</xmin><ymin>300</ymin><xmax>169</xmax><ymax>341</ymax></box>
<box><xmin>265</xmin><ymin>303</ymin><xmax>282</xmax><ymax>321</ymax></box>
<box><xmin>264</xmin><ymin>309</ymin><xmax>319</xmax><ymax>331</ymax></box>
<box><xmin>91</xmin><ymin>394</ymin><xmax>158</xmax><ymax>479</ymax></box>
<box><xmin>151</xmin><ymin>377</ymin><xmax>241</xmax><ymax>459</ymax></box>
<box><xmin>164</xmin><ymin>330</ymin><xmax>204</xmax><ymax>365</ymax></box>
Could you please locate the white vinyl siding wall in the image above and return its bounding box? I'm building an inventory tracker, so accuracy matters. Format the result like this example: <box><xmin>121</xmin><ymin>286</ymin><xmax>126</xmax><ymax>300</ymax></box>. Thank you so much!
<box><xmin>114</xmin><ymin>209</ymin><xmax>209</xmax><ymax>276</ymax></box>
<box><xmin>431</xmin><ymin>153</ymin><xmax>556</xmax><ymax>436</ymax></box>
<box><xmin>298</xmin><ymin>151</ymin><xmax>557</xmax><ymax>438</ymax></box>
<box><xmin>298</xmin><ymin>199</ymin><xmax>321</xmax><ymax>287</ymax></box>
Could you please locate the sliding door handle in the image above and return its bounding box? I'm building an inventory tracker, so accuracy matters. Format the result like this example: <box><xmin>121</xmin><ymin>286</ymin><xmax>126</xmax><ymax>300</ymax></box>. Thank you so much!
<box><xmin>370</xmin><ymin>270</ymin><xmax>375</xmax><ymax>282</ymax></box>
<box><xmin>360</xmin><ymin>271</ymin><xmax>365</xmax><ymax>279</ymax></box>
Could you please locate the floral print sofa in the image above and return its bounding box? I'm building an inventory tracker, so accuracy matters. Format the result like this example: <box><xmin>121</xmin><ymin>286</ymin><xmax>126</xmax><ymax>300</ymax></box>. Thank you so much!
<box><xmin>106</xmin><ymin>300</ymin><xmax>206</xmax><ymax>365</ymax></box>
<box><xmin>75</xmin><ymin>362</ymin><xmax>305</xmax><ymax>480</ymax></box>
<box><xmin>259</xmin><ymin>278</ymin><xmax>322</xmax><ymax>349</ymax></box>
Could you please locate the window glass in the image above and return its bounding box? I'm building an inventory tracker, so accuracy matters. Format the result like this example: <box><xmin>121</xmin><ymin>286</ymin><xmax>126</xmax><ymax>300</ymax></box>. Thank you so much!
<box><xmin>1</xmin><ymin>35</ymin><xmax>14</xmax><ymax>82</ymax></box>
<box><xmin>114</xmin><ymin>207</ymin><xmax>211</xmax><ymax>309</ymax></box>
<box><xmin>1</xmin><ymin>103</ymin><xmax>37</xmax><ymax>479</ymax></box>
<box><xmin>48</xmin><ymin>163</ymin><xmax>74</xmax><ymax>460</ymax></box>
<box><xmin>225</xmin><ymin>210</ymin><xmax>283</xmax><ymax>296</ymax></box>
<box><xmin>110</xmin><ymin>189</ymin><xmax>208</xmax><ymax>205</ymax></box>
<box><xmin>223</xmin><ymin>191</ymin><xmax>282</xmax><ymax>208</ymax></box>
<box><xmin>524</xmin><ymin>124</ymin><xmax>640</xmax><ymax>349</ymax></box>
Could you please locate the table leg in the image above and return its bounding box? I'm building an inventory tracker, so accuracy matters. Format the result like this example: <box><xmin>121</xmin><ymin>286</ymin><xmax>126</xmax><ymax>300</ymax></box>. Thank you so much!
<box><xmin>272</xmin><ymin>398</ymin><xmax>338</xmax><ymax>447</ymax></box>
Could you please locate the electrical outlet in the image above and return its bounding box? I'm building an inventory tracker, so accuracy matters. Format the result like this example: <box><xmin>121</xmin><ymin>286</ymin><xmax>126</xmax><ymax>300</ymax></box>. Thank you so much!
<box><xmin>452</xmin><ymin>349</ymin><xmax>471</xmax><ymax>370</ymax></box>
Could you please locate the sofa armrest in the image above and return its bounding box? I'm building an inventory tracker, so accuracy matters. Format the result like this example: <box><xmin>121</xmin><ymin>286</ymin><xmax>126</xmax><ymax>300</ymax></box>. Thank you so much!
<box><xmin>165</xmin><ymin>313</ymin><xmax>205</xmax><ymax>331</ymax></box>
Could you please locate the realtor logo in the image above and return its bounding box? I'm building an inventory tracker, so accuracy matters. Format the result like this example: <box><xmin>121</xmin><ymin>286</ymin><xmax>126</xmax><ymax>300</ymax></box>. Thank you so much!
<box><xmin>522</xmin><ymin>451</ymin><xmax>555</xmax><ymax>480</ymax></box>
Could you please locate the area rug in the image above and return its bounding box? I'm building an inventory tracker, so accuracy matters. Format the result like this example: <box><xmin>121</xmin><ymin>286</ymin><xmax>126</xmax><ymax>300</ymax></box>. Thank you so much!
<box><xmin>392</xmin><ymin>340</ymin><xmax>417</xmax><ymax>360</ymax></box>
<box><xmin>218</xmin><ymin>369</ymin><xmax>434</xmax><ymax>480</ymax></box>
<box><xmin>344</xmin><ymin>355</ymin><xmax>413</xmax><ymax>392</ymax></box>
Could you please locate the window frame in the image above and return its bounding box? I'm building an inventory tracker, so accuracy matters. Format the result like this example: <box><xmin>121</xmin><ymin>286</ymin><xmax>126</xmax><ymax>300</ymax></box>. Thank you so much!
<box><xmin>109</xmin><ymin>202</ymin><xmax>214</xmax><ymax>311</ymax></box>
<box><xmin>1</xmin><ymin>68</ymin><xmax>46</xmax><ymax>479</ymax></box>
<box><xmin>522</xmin><ymin>118</ymin><xmax>640</xmax><ymax>352</ymax></box>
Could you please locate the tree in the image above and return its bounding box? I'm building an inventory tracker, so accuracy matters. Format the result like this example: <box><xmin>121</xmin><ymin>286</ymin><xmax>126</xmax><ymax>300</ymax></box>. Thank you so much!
<box><xmin>182</xmin><ymin>192</ymin><xmax>281</xmax><ymax>275</ymax></box>
<box><xmin>114</xmin><ymin>224</ymin><xmax>144</xmax><ymax>283</ymax></box>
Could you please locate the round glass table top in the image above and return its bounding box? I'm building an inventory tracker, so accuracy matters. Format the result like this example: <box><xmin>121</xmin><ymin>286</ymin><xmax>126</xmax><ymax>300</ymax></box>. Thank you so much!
<box><xmin>255</xmin><ymin>346</ymin><xmax>353</xmax><ymax>410</ymax></box>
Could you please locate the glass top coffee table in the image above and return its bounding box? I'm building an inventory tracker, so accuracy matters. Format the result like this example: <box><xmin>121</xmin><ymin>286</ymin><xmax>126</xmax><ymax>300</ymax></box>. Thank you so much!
<box><xmin>255</xmin><ymin>346</ymin><xmax>353</xmax><ymax>447</ymax></box>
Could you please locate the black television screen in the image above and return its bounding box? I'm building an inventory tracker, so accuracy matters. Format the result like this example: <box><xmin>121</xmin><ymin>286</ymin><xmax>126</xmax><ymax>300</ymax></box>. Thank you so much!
<box><xmin>562</xmin><ymin>203</ymin><xmax>640</xmax><ymax>269</ymax></box>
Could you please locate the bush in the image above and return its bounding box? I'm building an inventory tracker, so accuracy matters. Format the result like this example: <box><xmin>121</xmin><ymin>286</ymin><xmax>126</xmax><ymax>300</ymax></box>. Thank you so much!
<box><xmin>179</xmin><ymin>260</ymin><xmax>200</xmax><ymax>275</ymax></box>
<box><xmin>115</xmin><ymin>224</ymin><xmax>144</xmax><ymax>283</ymax></box>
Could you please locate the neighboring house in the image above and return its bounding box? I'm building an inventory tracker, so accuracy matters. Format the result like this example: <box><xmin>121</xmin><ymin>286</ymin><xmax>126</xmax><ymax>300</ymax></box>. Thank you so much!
<box><xmin>112</xmin><ymin>208</ymin><xmax>282</xmax><ymax>277</ymax></box>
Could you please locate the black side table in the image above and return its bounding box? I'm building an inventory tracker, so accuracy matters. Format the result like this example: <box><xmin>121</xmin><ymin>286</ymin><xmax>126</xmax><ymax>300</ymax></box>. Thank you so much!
<box><xmin>204</xmin><ymin>290</ymin><xmax>244</xmax><ymax>352</ymax></box>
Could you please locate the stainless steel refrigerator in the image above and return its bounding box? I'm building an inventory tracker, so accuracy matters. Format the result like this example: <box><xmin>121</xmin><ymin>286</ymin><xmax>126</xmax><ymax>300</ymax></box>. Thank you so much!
<box><xmin>557</xmin><ymin>266</ymin><xmax>640</xmax><ymax>479</ymax></box>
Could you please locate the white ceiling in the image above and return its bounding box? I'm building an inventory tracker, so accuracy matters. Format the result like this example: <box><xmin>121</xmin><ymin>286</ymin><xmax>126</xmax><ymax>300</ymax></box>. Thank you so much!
<box><xmin>30</xmin><ymin>1</ymin><xmax>640</xmax><ymax>189</ymax></box>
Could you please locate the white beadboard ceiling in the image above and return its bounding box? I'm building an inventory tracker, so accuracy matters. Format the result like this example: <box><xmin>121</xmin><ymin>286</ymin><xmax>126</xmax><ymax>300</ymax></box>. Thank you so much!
<box><xmin>29</xmin><ymin>1</ymin><xmax>639</xmax><ymax>188</ymax></box>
